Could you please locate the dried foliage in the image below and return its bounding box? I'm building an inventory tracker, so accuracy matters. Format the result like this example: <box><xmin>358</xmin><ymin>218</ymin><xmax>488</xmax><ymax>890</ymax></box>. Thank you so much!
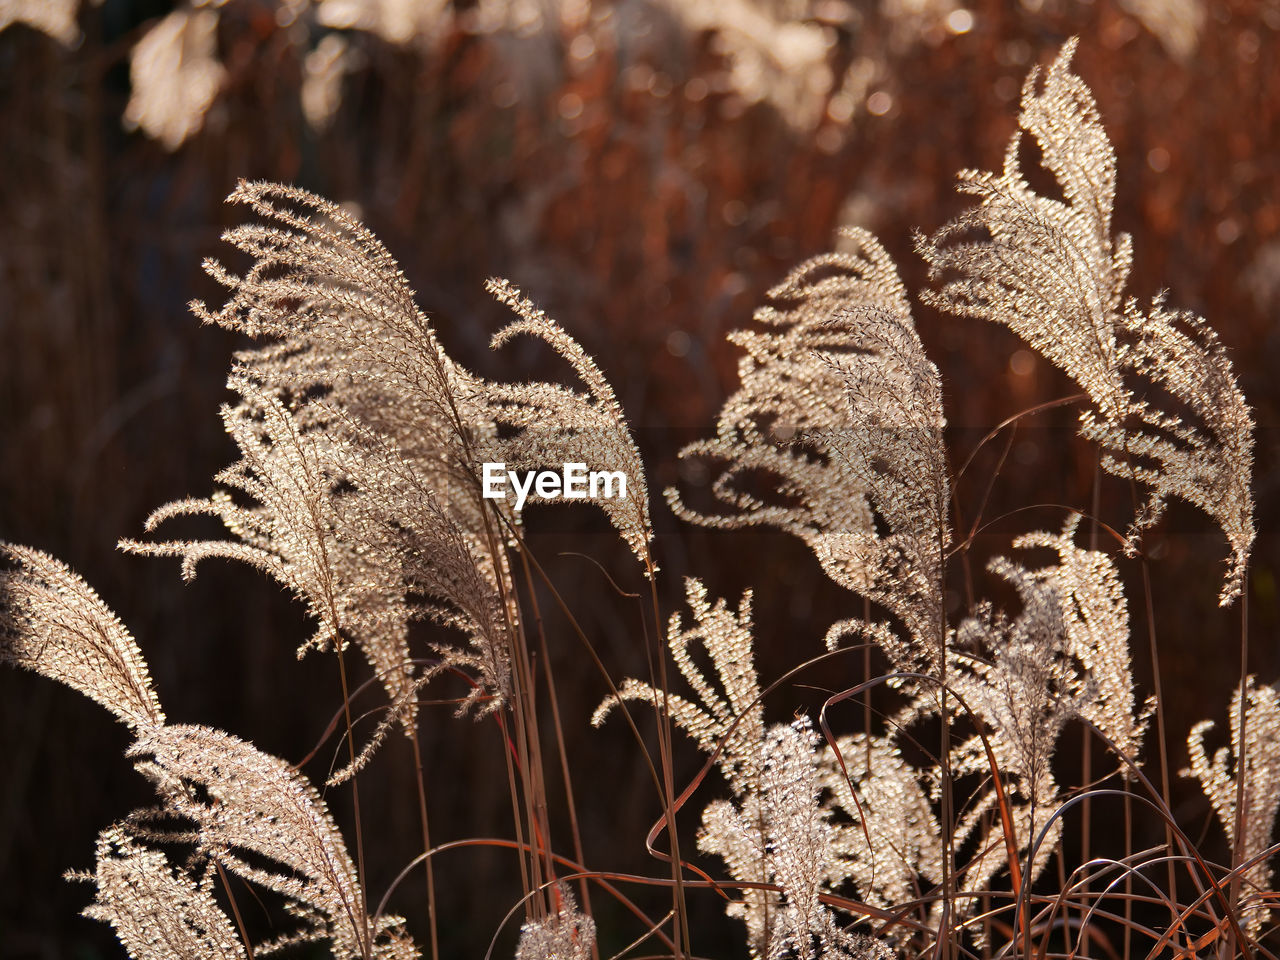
<box><xmin>669</xmin><ymin>230</ymin><xmax>948</xmax><ymax>672</ymax></box>
<box><xmin>0</xmin><ymin>0</ymin><xmax>1210</xmax><ymax>153</ymax></box>
<box><xmin>594</xmin><ymin>578</ymin><xmax>764</xmax><ymax>793</ymax></box>
<box><xmin>484</xmin><ymin>277</ymin><xmax>654</xmax><ymax>567</ymax></box>
<box><xmin>131</xmin><ymin>723</ymin><xmax>394</xmax><ymax>958</ymax></box>
<box><xmin>514</xmin><ymin>885</ymin><xmax>597</xmax><ymax>960</ymax></box>
<box><xmin>950</xmin><ymin>517</ymin><xmax>1144</xmax><ymax>804</ymax></box>
<box><xmin>1016</xmin><ymin>516</ymin><xmax>1147</xmax><ymax>760</ymax></box>
<box><xmin>599</xmin><ymin>581</ymin><xmax>939</xmax><ymax>948</ymax></box>
<box><xmin>1</xmin><ymin>540</ymin><xmax>420</xmax><ymax>957</ymax></box>
<box><xmin>1</xmin><ymin>28</ymin><xmax>1274</xmax><ymax>960</ymax></box>
<box><xmin>918</xmin><ymin>38</ymin><xmax>1254</xmax><ymax>604</ymax></box>
<box><xmin>0</xmin><ymin>543</ymin><xmax>165</xmax><ymax>732</ymax></box>
<box><xmin>815</xmin><ymin>302</ymin><xmax>949</xmax><ymax>672</ymax></box>
<box><xmin>1185</xmin><ymin>678</ymin><xmax>1280</xmax><ymax>938</ymax></box>
<box><xmin>122</xmin><ymin>181</ymin><xmax>518</xmax><ymax>718</ymax></box>
<box><xmin>0</xmin><ymin>0</ymin><xmax>80</xmax><ymax>45</ymax></box>
<box><xmin>1079</xmin><ymin>299</ymin><xmax>1255</xmax><ymax>605</ymax></box>
<box><xmin>665</xmin><ymin>236</ymin><xmax>885</xmax><ymax>554</ymax></box>
<box><xmin>820</xmin><ymin>732</ymin><xmax>943</xmax><ymax>913</ymax></box>
<box><xmin>123</xmin><ymin>7</ymin><xmax>225</xmax><ymax>151</ymax></box>
<box><xmin>1118</xmin><ymin>0</ymin><xmax>1205</xmax><ymax>60</ymax></box>
<box><xmin>697</xmin><ymin>719</ymin><xmax>891</xmax><ymax>960</ymax></box>
<box><xmin>79</xmin><ymin>828</ymin><xmax>247</xmax><ymax>960</ymax></box>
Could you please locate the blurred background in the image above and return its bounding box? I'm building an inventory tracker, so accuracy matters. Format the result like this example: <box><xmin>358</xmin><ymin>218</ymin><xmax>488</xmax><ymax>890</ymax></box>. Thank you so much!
<box><xmin>1</xmin><ymin>0</ymin><xmax>1278</xmax><ymax>956</ymax></box>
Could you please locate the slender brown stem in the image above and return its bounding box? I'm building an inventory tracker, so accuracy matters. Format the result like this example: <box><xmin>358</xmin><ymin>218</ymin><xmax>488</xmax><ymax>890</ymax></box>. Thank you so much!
<box><xmin>953</xmin><ymin>395</ymin><xmax>1088</xmax><ymax>485</ymax></box>
<box><xmin>1231</xmin><ymin>585</ymin><xmax>1252</xmax><ymax>955</ymax></box>
<box><xmin>508</xmin><ymin>614</ymin><xmax>552</xmax><ymax>915</ymax></box>
<box><xmin>935</xmin><ymin>505</ymin><xmax>955</xmax><ymax>960</ymax></box>
<box><xmin>863</xmin><ymin>596</ymin><xmax>873</xmax><ymax>778</ymax></box>
<box><xmin>497</xmin><ymin>712</ymin><xmax>534</xmax><ymax>904</ymax></box>
<box><xmin>645</xmin><ymin>560</ymin><xmax>690</xmax><ymax>960</ymax></box>
<box><xmin>1082</xmin><ymin>458</ymin><xmax>1101</xmax><ymax>896</ymax></box>
<box><xmin>511</xmin><ymin>534</ymin><xmax>666</xmax><ymax>803</ymax></box>
<box><xmin>474</xmin><ymin>492</ymin><xmax>553</xmax><ymax>919</ymax></box>
<box><xmin>1055</xmin><ymin>833</ymin><xmax>1074</xmax><ymax>956</ymax></box>
<box><xmin>519</xmin><ymin>550</ymin><xmax>601</xmax><ymax>960</ymax></box>
<box><xmin>1136</xmin><ymin>553</ymin><xmax>1177</xmax><ymax>913</ymax></box>
<box><xmin>407</xmin><ymin>726</ymin><xmax>440</xmax><ymax>960</ymax></box>
<box><xmin>215</xmin><ymin>836</ymin><xmax>256</xmax><ymax>958</ymax></box>
<box><xmin>333</xmin><ymin>641</ymin><xmax>374</xmax><ymax>959</ymax></box>
<box><xmin>493</xmin><ymin>509</ymin><xmax>684</xmax><ymax>953</ymax></box>
<box><xmin>1124</xmin><ymin>790</ymin><xmax>1133</xmax><ymax>960</ymax></box>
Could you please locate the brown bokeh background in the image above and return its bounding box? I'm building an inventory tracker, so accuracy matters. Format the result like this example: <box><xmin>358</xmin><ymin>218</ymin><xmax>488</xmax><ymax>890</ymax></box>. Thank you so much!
<box><xmin>1</xmin><ymin>0</ymin><xmax>1278</xmax><ymax>956</ymax></box>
